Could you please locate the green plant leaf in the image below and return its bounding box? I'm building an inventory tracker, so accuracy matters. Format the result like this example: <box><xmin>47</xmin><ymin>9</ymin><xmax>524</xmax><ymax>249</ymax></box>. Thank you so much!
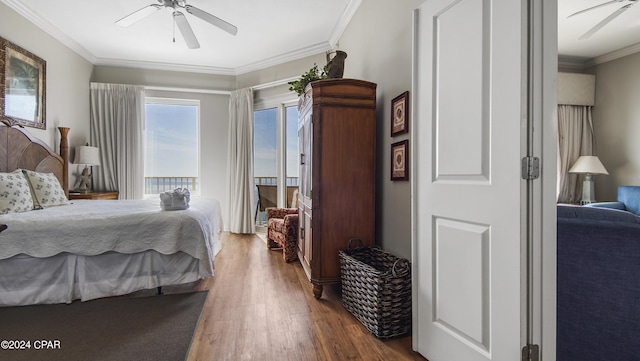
<box><xmin>288</xmin><ymin>63</ymin><xmax>329</xmax><ymax>96</ymax></box>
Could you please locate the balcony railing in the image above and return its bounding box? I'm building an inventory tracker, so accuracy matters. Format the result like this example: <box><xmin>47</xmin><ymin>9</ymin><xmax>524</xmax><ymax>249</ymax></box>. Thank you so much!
<box><xmin>254</xmin><ymin>177</ymin><xmax>299</xmax><ymax>187</ymax></box>
<box><xmin>145</xmin><ymin>177</ymin><xmax>198</xmax><ymax>194</ymax></box>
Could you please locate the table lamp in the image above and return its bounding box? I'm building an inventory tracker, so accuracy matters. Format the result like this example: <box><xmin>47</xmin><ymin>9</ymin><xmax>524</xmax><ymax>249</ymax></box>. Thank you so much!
<box><xmin>569</xmin><ymin>155</ymin><xmax>608</xmax><ymax>205</ymax></box>
<box><xmin>73</xmin><ymin>145</ymin><xmax>101</xmax><ymax>193</ymax></box>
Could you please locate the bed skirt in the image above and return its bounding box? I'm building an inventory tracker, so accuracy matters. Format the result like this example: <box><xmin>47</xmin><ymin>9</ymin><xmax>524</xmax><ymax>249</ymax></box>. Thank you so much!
<box><xmin>0</xmin><ymin>250</ymin><xmax>214</xmax><ymax>307</ymax></box>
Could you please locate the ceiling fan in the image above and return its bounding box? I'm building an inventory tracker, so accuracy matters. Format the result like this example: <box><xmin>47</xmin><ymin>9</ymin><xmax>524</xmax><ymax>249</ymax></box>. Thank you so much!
<box><xmin>116</xmin><ymin>0</ymin><xmax>237</xmax><ymax>49</ymax></box>
<box><xmin>568</xmin><ymin>0</ymin><xmax>638</xmax><ymax>40</ymax></box>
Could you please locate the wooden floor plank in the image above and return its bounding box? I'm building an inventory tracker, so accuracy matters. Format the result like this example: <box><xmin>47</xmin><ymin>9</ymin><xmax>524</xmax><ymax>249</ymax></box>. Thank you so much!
<box><xmin>163</xmin><ymin>232</ymin><xmax>428</xmax><ymax>361</ymax></box>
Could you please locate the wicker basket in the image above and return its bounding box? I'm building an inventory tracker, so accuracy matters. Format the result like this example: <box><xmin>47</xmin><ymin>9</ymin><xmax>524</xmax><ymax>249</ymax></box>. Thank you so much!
<box><xmin>339</xmin><ymin>239</ymin><xmax>411</xmax><ymax>339</ymax></box>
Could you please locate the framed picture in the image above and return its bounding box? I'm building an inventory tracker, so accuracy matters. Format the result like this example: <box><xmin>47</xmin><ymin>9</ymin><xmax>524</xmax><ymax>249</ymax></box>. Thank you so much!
<box><xmin>391</xmin><ymin>140</ymin><xmax>409</xmax><ymax>181</ymax></box>
<box><xmin>391</xmin><ymin>91</ymin><xmax>409</xmax><ymax>136</ymax></box>
<box><xmin>0</xmin><ymin>37</ymin><xmax>46</xmax><ymax>129</ymax></box>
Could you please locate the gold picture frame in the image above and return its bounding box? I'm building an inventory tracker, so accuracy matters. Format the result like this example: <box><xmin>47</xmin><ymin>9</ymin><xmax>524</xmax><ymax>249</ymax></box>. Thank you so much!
<box><xmin>391</xmin><ymin>140</ymin><xmax>409</xmax><ymax>181</ymax></box>
<box><xmin>0</xmin><ymin>37</ymin><xmax>46</xmax><ymax>129</ymax></box>
<box><xmin>391</xmin><ymin>91</ymin><xmax>409</xmax><ymax>136</ymax></box>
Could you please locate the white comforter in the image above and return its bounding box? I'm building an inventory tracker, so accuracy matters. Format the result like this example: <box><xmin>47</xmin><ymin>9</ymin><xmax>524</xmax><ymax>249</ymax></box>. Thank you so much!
<box><xmin>0</xmin><ymin>197</ymin><xmax>222</xmax><ymax>275</ymax></box>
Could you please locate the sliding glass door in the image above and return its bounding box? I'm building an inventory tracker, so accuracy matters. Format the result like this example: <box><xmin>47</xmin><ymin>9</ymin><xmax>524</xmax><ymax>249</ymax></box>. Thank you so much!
<box><xmin>253</xmin><ymin>103</ymin><xmax>298</xmax><ymax>226</ymax></box>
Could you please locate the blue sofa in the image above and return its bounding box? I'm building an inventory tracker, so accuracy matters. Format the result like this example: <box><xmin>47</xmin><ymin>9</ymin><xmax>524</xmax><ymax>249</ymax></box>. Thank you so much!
<box><xmin>557</xmin><ymin>204</ymin><xmax>640</xmax><ymax>361</ymax></box>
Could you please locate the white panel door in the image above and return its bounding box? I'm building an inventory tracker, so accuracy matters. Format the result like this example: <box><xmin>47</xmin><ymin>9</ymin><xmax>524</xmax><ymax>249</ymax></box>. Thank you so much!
<box><xmin>412</xmin><ymin>1</ymin><xmax>525</xmax><ymax>360</ymax></box>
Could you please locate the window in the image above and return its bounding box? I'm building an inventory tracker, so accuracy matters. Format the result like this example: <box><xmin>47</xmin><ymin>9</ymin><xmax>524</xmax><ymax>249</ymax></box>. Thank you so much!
<box><xmin>144</xmin><ymin>98</ymin><xmax>200</xmax><ymax>196</ymax></box>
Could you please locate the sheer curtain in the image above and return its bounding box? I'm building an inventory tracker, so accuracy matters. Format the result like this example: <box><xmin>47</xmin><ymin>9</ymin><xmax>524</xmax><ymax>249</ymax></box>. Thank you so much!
<box><xmin>557</xmin><ymin>104</ymin><xmax>594</xmax><ymax>203</ymax></box>
<box><xmin>227</xmin><ymin>88</ymin><xmax>255</xmax><ymax>234</ymax></box>
<box><xmin>89</xmin><ymin>82</ymin><xmax>145</xmax><ymax>200</ymax></box>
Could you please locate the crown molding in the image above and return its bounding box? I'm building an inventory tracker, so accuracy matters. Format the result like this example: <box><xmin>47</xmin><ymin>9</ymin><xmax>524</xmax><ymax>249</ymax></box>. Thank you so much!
<box><xmin>93</xmin><ymin>57</ymin><xmax>237</xmax><ymax>76</ymax></box>
<box><xmin>587</xmin><ymin>42</ymin><xmax>640</xmax><ymax>67</ymax></box>
<box><xmin>329</xmin><ymin>0</ymin><xmax>362</xmax><ymax>48</ymax></box>
<box><xmin>234</xmin><ymin>42</ymin><xmax>331</xmax><ymax>75</ymax></box>
<box><xmin>1</xmin><ymin>0</ymin><xmax>96</xmax><ymax>63</ymax></box>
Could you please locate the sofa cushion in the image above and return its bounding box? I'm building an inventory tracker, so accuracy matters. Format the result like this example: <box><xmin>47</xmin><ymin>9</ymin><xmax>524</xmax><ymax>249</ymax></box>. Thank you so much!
<box><xmin>584</xmin><ymin>201</ymin><xmax>626</xmax><ymax>211</ymax></box>
<box><xmin>557</xmin><ymin>204</ymin><xmax>640</xmax><ymax>224</ymax></box>
<box><xmin>618</xmin><ymin>186</ymin><xmax>640</xmax><ymax>215</ymax></box>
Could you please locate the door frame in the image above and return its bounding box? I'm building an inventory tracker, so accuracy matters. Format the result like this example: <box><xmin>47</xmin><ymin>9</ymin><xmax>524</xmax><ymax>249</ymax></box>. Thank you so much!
<box><xmin>529</xmin><ymin>0</ymin><xmax>558</xmax><ymax>360</ymax></box>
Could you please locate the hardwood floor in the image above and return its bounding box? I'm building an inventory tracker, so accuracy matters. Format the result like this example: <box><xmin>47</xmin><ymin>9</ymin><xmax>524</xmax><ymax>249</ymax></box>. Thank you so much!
<box><xmin>176</xmin><ymin>232</ymin><xmax>426</xmax><ymax>361</ymax></box>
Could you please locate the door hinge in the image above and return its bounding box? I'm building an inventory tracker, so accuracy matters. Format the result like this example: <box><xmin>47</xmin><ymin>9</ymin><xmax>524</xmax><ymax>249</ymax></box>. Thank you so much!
<box><xmin>521</xmin><ymin>156</ymin><xmax>540</xmax><ymax>180</ymax></box>
<box><xmin>522</xmin><ymin>344</ymin><xmax>540</xmax><ymax>361</ymax></box>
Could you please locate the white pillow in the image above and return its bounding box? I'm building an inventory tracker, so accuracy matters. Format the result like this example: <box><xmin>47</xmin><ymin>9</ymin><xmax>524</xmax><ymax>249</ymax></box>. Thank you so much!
<box><xmin>0</xmin><ymin>170</ymin><xmax>34</xmax><ymax>214</ymax></box>
<box><xmin>21</xmin><ymin>170</ymin><xmax>69</xmax><ymax>208</ymax></box>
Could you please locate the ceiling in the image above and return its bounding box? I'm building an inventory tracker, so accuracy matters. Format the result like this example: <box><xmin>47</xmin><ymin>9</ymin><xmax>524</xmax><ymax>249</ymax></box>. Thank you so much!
<box><xmin>1</xmin><ymin>0</ymin><xmax>358</xmax><ymax>75</ymax></box>
<box><xmin>559</xmin><ymin>0</ymin><xmax>640</xmax><ymax>62</ymax></box>
<box><xmin>5</xmin><ymin>0</ymin><xmax>639</xmax><ymax>75</ymax></box>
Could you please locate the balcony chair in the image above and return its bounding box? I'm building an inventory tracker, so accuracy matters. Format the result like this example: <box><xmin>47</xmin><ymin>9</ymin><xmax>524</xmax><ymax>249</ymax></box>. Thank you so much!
<box><xmin>255</xmin><ymin>185</ymin><xmax>299</xmax><ymax>225</ymax></box>
<box><xmin>255</xmin><ymin>185</ymin><xmax>277</xmax><ymax>225</ymax></box>
<box><xmin>266</xmin><ymin>189</ymin><xmax>299</xmax><ymax>263</ymax></box>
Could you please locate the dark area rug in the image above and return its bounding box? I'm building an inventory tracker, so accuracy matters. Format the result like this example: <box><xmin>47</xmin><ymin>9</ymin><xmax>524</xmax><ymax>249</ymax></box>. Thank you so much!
<box><xmin>0</xmin><ymin>291</ymin><xmax>208</xmax><ymax>361</ymax></box>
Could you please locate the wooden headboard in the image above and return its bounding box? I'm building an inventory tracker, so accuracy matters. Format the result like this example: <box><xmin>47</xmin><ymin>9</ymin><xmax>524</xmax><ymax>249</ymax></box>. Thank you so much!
<box><xmin>0</xmin><ymin>116</ymin><xmax>69</xmax><ymax>195</ymax></box>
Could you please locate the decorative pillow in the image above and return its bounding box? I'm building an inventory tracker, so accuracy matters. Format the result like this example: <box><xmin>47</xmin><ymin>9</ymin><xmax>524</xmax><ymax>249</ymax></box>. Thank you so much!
<box><xmin>21</xmin><ymin>170</ymin><xmax>69</xmax><ymax>208</ymax></box>
<box><xmin>0</xmin><ymin>170</ymin><xmax>34</xmax><ymax>214</ymax></box>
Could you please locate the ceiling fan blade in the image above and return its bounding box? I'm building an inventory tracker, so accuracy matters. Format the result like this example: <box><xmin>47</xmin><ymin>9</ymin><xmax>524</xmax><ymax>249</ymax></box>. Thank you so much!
<box><xmin>173</xmin><ymin>12</ymin><xmax>200</xmax><ymax>49</ymax></box>
<box><xmin>579</xmin><ymin>4</ymin><xmax>633</xmax><ymax>39</ymax></box>
<box><xmin>185</xmin><ymin>5</ymin><xmax>238</xmax><ymax>36</ymax></box>
<box><xmin>116</xmin><ymin>4</ymin><xmax>162</xmax><ymax>27</ymax></box>
<box><xmin>568</xmin><ymin>0</ymin><xmax>625</xmax><ymax>18</ymax></box>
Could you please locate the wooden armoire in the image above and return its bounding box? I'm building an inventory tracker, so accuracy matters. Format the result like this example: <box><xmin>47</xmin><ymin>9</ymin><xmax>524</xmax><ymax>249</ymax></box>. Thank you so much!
<box><xmin>297</xmin><ymin>78</ymin><xmax>377</xmax><ymax>299</ymax></box>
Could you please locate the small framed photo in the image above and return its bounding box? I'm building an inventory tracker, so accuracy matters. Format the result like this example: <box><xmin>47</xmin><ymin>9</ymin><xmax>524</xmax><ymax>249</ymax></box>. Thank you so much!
<box><xmin>391</xmin><ymin>91</ymin><xmax>409</xmax><ymax>136</ymax></box>
<box><xmin>0</xmin><ymin>37</ymin><xmax>47</xmax><ymax>129</ymax></box>
<box><xmin>391</xmin><ymin>140</ymin><xmax>409</xmax><ymax>181</ymax></box>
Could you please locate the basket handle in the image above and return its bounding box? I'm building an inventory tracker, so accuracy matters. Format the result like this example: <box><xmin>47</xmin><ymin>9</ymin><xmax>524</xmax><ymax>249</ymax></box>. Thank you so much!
<box><xmin>392</xmin><ymin>259</ymin><xmax>410</xmax><ymax>277</ymax></box>
<box><xmin>347</xmin><ymin>238</ymin><xmax>364</xmax><ymax>250</ymax></box>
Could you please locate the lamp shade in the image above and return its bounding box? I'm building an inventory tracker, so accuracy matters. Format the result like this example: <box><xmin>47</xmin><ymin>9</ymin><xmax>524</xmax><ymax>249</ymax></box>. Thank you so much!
<box><xmin>569</xmin><ymin>155</ymin><xmax>608</xmax><ymax>175</ymax></box>
<box><xmin>73</xmin><ymin>146</ymin><xmax>101</xmax><ymax>166</ymax></box>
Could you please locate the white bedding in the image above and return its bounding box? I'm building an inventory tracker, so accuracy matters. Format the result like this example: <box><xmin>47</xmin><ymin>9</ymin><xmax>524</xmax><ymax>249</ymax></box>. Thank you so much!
<box><xmin>0</xmin><ymin>197</ymin><xmax>222</xmax><ymax>275</ymax></box>
<box><xmin>0</xmin><ymin>197</ymin><xmax>223</xmax><ymax>306</ymax></box>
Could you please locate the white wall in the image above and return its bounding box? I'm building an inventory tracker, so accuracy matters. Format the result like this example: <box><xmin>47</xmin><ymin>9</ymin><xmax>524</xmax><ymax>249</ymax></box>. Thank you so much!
<box><xmin>236</xmin><ymin>1</ymin><xmax>422</xmax><ymax>259</ymax></box>
<box><xmin>0</xmin><ymin>0</ymin><xmax>235</xmax><ymax>225</ymax></box>
<box><xmin>91</xmin><ymin>66</ymin><xmax>236</xmax><ymax>91</ymax></box>
<box><xmin>339</xmin><ymin>0</ymin><xmax>423</xmax><ymax>260</ymax></box>
<box><xmin>1</xmin><ymin>0</ymin><xmax>423</xmax><ymax>246</ymax></box>
<box><xmin>0</xmin><ymin>1</ymin><xmax>93</xmax><ymax>188</ymax></box>
<box><xmin>590</xmin><ymin>52</ymin><xmax>640</xmax><ymax>201</ymax></box>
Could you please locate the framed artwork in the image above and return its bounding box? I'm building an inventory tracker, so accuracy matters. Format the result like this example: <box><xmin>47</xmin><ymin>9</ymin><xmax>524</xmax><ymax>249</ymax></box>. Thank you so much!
<box><xmin>391</xmin><ymin>91</ymin><xmax>409</xmax><ymax>136</ymax></box>
<box><xmin>0</xmin><ymin>37</ymin><xmax>46</xmax><ymax>129</ymax></box>
<box><xmin>391</xmin><ymin>140</ymin><xmax>409</xmax><ymax>181</ymax></box>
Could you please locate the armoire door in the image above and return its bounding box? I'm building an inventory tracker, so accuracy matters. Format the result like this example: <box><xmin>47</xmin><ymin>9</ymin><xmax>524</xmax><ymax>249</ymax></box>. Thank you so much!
<box><xmin>412</xmin><ymin>0</ymin><xmax>528</xmax><ymax>360</ymax></box>
<box><xmin>297</xmin><ymin>104</ymin><xmax>314</xmax><ymax>274</ymax></box>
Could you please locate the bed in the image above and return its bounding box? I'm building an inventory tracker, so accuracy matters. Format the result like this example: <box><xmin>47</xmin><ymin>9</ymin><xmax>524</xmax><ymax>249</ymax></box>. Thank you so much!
<box><xmin>0</xmin><ymin>117</ymin><xmax>222</xmax><ymax>306</ymax></box>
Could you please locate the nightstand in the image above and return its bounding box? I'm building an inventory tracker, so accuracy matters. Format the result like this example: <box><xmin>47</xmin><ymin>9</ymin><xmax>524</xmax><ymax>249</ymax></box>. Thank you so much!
<box><xmin>68</xmin><ymin>191</ymin><xmax>119</xmax><ymax>200</ymax></box>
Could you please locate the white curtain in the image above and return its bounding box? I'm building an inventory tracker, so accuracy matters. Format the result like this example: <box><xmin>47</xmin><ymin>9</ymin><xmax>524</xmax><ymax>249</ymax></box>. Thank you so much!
<box><xmin>227</xmin><ymin>88</ymin><xmax>255</xmax><ymax>234</ymax></box>
<box><xmin>557</xmin><ymin>104</ymin><xmax>594</xmax><ymax>203</ymax></box>
<box><xmin>89</xmin><ymin>83</ymin><xmax>145</xmax><ymax>200</ymax></box>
